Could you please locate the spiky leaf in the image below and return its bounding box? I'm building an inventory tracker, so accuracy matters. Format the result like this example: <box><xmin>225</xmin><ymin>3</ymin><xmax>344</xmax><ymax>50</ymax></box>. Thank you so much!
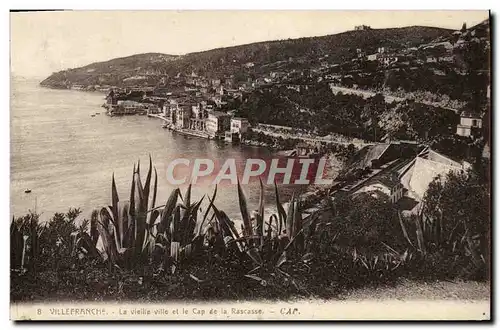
<box><xmin>237</xmin><ymin>180</ymin><xmax>252</xmax><ymax>236</ymax></box>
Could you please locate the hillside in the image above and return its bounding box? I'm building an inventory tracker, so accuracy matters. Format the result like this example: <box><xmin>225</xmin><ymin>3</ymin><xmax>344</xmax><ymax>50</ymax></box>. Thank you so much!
<box><xmin>40</xmin><ymin>25</ymin><xmax>452</xmax><ymax>88</ymax></box>
<box><xmin>40</xmin><ymin>53</ymin><xmax>179</xmax><ymax>89</ymax></box>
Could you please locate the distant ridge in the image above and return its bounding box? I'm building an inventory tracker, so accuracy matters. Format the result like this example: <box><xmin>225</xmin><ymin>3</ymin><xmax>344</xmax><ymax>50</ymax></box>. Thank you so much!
<box><xmin>40</xmin><ymin>25</ymin><xmax>454</xmax><ymax>89</ymax></box>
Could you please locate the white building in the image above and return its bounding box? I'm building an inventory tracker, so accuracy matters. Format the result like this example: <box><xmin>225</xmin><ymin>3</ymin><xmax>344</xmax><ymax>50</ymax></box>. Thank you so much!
<box><xmin>171</xmin><ymin>106</ymin><xmax>191</xmax><ymax>129</ymax></box>
<box><xmin>230</xmin><ymin>117</ymin><xmax>250</xmax><ymax>134</ymax></box>
<box><xmin>456</xmin><ymin>111</ymin><xmax>482</xmax><ymax>137</ymax></box>
<box><xmin>206</xmin><ymin>111</ymin><xmax>231</xmax><ymax>137</ymax></box>
<box><xmin>355</xmin><ymin>175</ymin><xmax>405</xmax><ymax>204</ymax></box>
<box><xmin>399</xmin><ymin>148</ymin><xmax>470</xmax><ymax>205</ymax></box>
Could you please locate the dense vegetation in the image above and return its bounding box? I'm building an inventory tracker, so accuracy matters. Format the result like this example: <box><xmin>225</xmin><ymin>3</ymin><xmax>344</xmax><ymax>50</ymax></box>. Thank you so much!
<box><xmin>11</xmin><ymin>158</ymin><xmax>489</xmax><ymax>301</ymax></box>
<box><xmin>235</xmin><ymin>84</ymin><xmax>459</xmax><ymax>144</ymax></box>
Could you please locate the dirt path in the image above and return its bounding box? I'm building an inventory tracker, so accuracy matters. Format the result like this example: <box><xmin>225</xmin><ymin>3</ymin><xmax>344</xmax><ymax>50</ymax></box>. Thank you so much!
<box><xmin>340</xmin><ymin>279</ymin><xmax>490</xmax><ymax>301</ymax></box>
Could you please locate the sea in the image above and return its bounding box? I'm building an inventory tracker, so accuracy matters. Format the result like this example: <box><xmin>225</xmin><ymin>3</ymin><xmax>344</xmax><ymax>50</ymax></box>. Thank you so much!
<box><xmin>10</xmin><ymin>77</ymin><xmax>304</xmax><ymax>223</ymax></box>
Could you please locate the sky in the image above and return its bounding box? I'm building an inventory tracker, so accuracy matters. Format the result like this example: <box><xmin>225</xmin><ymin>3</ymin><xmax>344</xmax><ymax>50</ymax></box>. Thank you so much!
<box><xmin>10</xmin><ymin>10</ymin><xmax>489</xmax><ymax>78</ymax></box>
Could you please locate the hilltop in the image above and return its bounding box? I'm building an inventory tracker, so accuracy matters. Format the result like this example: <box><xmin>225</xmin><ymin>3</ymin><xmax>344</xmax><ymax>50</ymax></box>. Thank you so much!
<box><xmin>40</xmin><ymin>25</ymin><xmax>451</xmax><ymax>88</ymax></box>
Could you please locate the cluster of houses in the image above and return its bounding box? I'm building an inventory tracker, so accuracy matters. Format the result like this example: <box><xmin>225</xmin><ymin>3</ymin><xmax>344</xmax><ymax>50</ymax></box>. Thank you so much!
<box><xmin>103</xmin><ymin>84</ymin><xmax>251</xmax><ymax>141</ymax></box>
<box><xmin>102</xmin><ymin>89</ymin><xmax>158</xmax><ymax>115</ymax></box>
<box><xmin>357</xmin><ymin>42</ymin><xmax>455</xmax><ymax>68</ymax></box>
<box><xmin>160</xmin><ymin>97</ymin><xmax>250</xmax><ymax>141</ymax></box>
<box><xmin>352</xmin><ymin>21</ymin><xmax>489</xmax><ymax>69</ymax></box>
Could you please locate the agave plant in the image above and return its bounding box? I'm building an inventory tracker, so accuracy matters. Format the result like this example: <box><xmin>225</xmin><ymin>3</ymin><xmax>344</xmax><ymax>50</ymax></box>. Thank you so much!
<box><xmin>10</xmin><ymin>217</ymin><xmax>27</xmax><ymax>271</ymax></box>
<box><xmin>91</xmin><ymin>156</ymin><xmax>214</xmax><ymax>274</ymax></box>
<box><xmin>95</xmin><ymin>156</ymin><xmax>158</xmax><ymax>269</ymax></box>
<box><xmin>10</xmin><ymin>212</ymin><xmax>45</xmax><ymax>274</ymax></box>
<box><xmin>153</xmin><ymin>184</ymin><xmax>205</xmax><ymax>274</ymax></box>
<box><xmin>208</xmin><ymin>179</ymin><xmax>322</xmax><ymax>286</ymax></box>
<box><xmin>69</xmin><ymin>215</ymin><xmax>101</xmax><ymax>261</ymax></box>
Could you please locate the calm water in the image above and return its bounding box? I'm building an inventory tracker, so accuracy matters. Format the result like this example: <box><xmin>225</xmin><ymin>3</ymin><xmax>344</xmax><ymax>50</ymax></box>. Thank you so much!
<box><xmin>11</xmin><ymin>78</ymin><xmax>301</xmax><ymax>222</ymax></box>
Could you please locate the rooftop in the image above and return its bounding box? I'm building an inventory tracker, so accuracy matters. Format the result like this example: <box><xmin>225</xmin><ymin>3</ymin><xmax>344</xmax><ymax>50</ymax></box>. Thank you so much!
<box><xmin>373</xmin><ymin>172</ymin><xmax>401</xmax><ymax>189</ymax></box>
<box><xmin>418</xmin><ymin>148</ymin><xmax>463</xmax><ymax>169</ymax></box>
<box><xmin>209</xmin><ymin>110</ymin><xmax>231</xmax><ymax>118</ymax></box>
<box><xmin>296</xmin><ymin>142</ymin><xmax>312</xmax><ymax>148</ymax></box>
<box><xmin>460</xmin><ymin>111</ymin><xmax>482</xmax><ymax>119</ymax></box>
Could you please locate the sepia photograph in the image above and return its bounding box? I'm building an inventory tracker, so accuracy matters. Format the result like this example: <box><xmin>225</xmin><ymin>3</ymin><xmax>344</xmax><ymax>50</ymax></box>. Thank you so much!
<box><xmin>9</xmin><ymin>9</ymin><xmax>491</xmax><ymax>321</ymax></box>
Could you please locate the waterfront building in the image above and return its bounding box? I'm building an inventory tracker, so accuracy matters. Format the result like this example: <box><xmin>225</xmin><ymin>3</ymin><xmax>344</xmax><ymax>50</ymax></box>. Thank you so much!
<box><xmin>192</xmin><ymin>103</ymin><xmax>202</xmax><ymax>118</ymax></box>
<box><xmin>107</xmin><ymin>100</ymin><xmax>150</xmax><ymax>115</ymax></box>
<box><xmin>191</xmin><ymin>103</ymin><xmax>208</xmax><ymax>120</ymax></box>
<box><xmin>224</xmin><ymin>131</ymin><xmax>235</xmax><ymax>143</ymax></box>
<box><xmin>189</xmin><ymin>118</ymin><xmax>206</xmax><ymax>131</ymax></box>
<box><xmin>105</xmin><ymin>89</ymin><xmax>117</xmax><ymax>106</ymax></box>
<box><xmin>162</xmin><ymin>104</ymin><xmax>169</xmax><ymax>118</ymax></box>
<box><xmin>230</xmin><ymin>117</ymin><xmax>249</xmax><ymax>134</ymax></box>
<box><xmin>178</xmin><ymin>105</ymin><xmax>192</xmax><ymax>129</ymax></box>
<box><xmin>206</xmin><ymin>111</ymin><xmax>231</xmax><ymax>138</ymax></box>
<box><xmin>171</xmin><ymin>105</ymin><xmax>192</xmax><ymax>129</ymax></box>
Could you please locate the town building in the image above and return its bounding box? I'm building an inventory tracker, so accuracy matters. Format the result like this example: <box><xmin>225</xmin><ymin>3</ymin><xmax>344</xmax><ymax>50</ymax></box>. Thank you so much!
<box><xmin>206</xmin><ymin>111</ymin><xmax>231</xmax><ymax>138</ymax></box>
<box><xmin>191</xmin><ymin>103</ymin><xmax>203</xmax><ymax>119</ymax></box>
<box><xmin>356</xmin><ymin>48</ymin><xmax>366</xmax><ymax>59</ymax></box>
<box><xmin>438</xmin><ymin>55</ymin><xmax>455</xmax><ymax>62</ymax></box>
<box><xmin>105</xmin><ymin>89</ymin><xmax>117</xmax><ymax>106</ymax></box>
<box><xmin>224</xmin><ymin>77</ymin><xmax>235</xmax><ymax>88</ymax></box>
<box><xmin>162</xmin><ymin>103</ymin><xmax>172</xmax><ymax>120</ymax></box>
<box><xmin>354</xmin><ymin>172</ymin><xmax>405</xmax><ymax>204</ymax></box>
<box><xmin>171</xmin><ymin>105</ymin><xmax>192</xmax><ymax>129</ymax></box>
<box><xmin>230</xmin><ymin>117</ymin><xmax>250</xmax><ymax>134</ymax></box>
<box><xmin>426</xmin><ymin>56</ymin><xmax>438</xmax><ymax>63</ymax></box>
<box><xmin>189</xmin><ymin>117</ymin><xmax>206</xmax><ymax>131</ymax></box>
<box><xmin>118</xmin><ymin>100</ymin><xmax>151</xmax><ymax>114</ymax></box>
<box><xmin>295</xmin><ymin>142</ymin><xmax>317</xmax><ymax>157</ymax></box>
<box><xmin>456</xmin><ymin>111</ymin><xmax>482</xmax><ymax>137</ymax></box>
<box><xmin>377</xmin><ymin>47</ymin><xmax>390</xmax><ymax>54</ymax></box>
<box><xmin>217</xmin><ymin>85</ymin><xmax>225</xmax><ymax>96</ymax></box>
<box><xmin>482</xmin><ymin>142</ymin><xmax>490</xmax><ymax>159</ymax></box>
<box><xmin>354</xmin><ymin>25</ymin><xmax>371</xmax><ymax>31</ymax></box>
<box><xmin>211</xmin><ymin>79</ymin><xmax>221</xmax><ymax>87</ymax></box>
<box><xmin>224</xmin><ymin>131</ymin><xmax>235</xmax><ymax>143</ymax></box>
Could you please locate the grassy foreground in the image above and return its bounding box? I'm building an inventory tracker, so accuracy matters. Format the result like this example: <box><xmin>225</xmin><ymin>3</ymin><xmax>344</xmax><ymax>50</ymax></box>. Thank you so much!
<box><xmin>11</xmin><ymin>158</ymin><xmax>490</xmax><ymax>302</ymax></box>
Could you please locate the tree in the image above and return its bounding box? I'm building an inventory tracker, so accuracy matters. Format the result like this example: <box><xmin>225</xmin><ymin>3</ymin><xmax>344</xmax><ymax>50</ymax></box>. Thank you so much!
<box><xmin>330</xmin><ymin>193</ymin><xmax>404</xmax><ymax>254</ymax></box>
<box><xmin>461</xmin><ymin>22</ymin><xmax>467</xmax><ymax>33</ymax></box>
<box><xmin>422</xmin><ymin>170</ymin><xmax>490</xmax><ymax>276</ymax></box>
